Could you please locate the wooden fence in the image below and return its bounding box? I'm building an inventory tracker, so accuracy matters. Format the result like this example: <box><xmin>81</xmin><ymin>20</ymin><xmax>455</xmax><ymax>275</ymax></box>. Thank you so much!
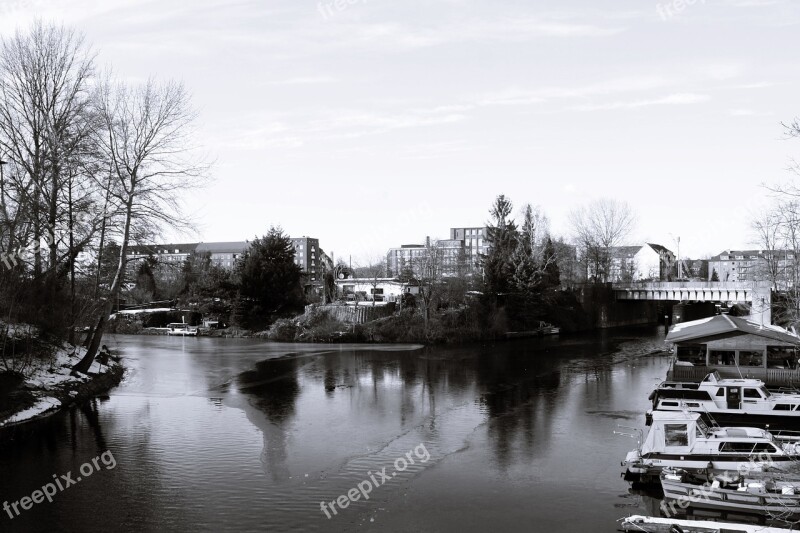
<box><xmin>669</xmin><ymin>365</ymin><xmax>800</xmax><ymax>388</ymax></box>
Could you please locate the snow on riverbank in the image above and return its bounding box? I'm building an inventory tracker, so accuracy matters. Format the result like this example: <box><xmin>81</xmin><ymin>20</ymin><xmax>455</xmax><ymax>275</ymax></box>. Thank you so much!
<box><xmin>0</xmin><ymin>342</ymin><xmax>117</xmax><ymax>428</ymax></box>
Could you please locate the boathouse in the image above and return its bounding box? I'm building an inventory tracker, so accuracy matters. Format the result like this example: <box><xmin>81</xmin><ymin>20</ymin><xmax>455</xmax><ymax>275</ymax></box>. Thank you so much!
<box><xmin>666</xmin><ymin>315</ymin><xmax>800</xmax><ymax>386</ymax></box>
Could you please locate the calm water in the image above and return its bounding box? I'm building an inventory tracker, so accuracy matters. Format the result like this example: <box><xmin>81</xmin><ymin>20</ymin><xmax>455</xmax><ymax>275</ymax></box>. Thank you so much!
<box><xmin>0</xmin><ymin>328</ymin><xmax>670</xmax><ymax>532</ymax></box>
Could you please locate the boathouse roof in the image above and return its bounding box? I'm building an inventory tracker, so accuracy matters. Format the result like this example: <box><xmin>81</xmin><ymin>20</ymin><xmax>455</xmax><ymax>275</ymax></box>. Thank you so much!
<box><xmin>666</xmin><ymin>315</ymin><xmax>800</xmax><ymax>345</ymax></box>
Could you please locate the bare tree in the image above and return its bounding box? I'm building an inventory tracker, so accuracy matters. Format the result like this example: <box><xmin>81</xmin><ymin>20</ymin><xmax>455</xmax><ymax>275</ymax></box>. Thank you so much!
<box><xmin>569</xmin><ymin>198</ymin><xmax>636</xmax><ymax>282</ymax></box>
<box><xmin>353</xmin><ymin>257</ymin><xmax>387</xmax><ymax>306</ymax></box>
<box><xmin>413</xmin><ymin>239</ymin><xmax>445</xmax><ymax>327</ymax></box>
<box><xmin>74</xmin><ymin>75</ymin><xmax>208</xmax><ymax>373</ymax></box>
<box><xmin>0</xmin><ymin>22</ymin><xmax>95</xmax><ymax>280</ymax></box>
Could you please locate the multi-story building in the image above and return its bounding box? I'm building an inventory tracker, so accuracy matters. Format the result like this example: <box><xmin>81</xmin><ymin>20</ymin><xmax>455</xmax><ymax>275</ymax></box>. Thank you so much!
<box><xmin>290</xmin><ymin>236</ymin><xmax>321</xmax><ymax>282</ymax></box>
<box><xmin>707</xmin><ymin>250</ymin><xmax>797</xmax><ymax>283</ymax></box>
<box><xmin>588</xmin><ymin>243</ymin><xmax>675</xmax><ymax>282</ymax></box>
<box><xmin>449</xmin><ymin>226</ymin><xmax>489</xmax><ymax>270</ymax></box>
<box><xmin>386</xmin><ymin>237</ymin><xmax>468</xmax><ymax>279</ymax></box>
<box><xmin>195</xmin><ymin>241</ymin><xmax>249</xmax><ymax>269</ymax></box>
<box><xmin>125</xmin><ymin>242</ymin><xmax>198</xmax><ymax>277</ymax></box>
<box><xmin>387</xmin><ymin>243</ymin><xmax>427</xmax><ymax>278</ymax></box>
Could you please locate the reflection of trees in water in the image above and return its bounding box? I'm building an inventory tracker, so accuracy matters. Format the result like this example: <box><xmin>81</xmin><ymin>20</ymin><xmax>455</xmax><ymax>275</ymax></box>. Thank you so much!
<box><xmin>236</xmin><ymin>357</ymin><xmax>301</xmax><ymax>483</ymax></box>
<box><xmin>476</xmin><ymin>344</ymin><xmax>563</xmax><ymax>470</ymax></box>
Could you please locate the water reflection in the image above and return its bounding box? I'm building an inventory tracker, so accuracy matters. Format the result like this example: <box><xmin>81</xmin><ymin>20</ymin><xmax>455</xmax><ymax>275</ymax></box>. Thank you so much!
<box><xmin>0</xmin><ymin>328</ymin><xmax>672</xmax><ymax>532</ymax></box>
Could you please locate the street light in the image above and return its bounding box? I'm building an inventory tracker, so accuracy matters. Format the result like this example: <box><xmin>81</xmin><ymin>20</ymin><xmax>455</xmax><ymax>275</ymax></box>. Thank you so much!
<box><xmin>0</xmin><ymin>158</ymin><xmax>7</xmax><ymax>204</ymax></box>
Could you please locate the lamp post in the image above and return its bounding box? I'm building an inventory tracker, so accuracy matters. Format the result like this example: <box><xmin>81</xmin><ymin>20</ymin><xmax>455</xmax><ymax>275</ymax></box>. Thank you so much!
<box><xmin>0</xmin><ymin>158</ymin><xmax>7</xmax><ymax>205</ymax></box>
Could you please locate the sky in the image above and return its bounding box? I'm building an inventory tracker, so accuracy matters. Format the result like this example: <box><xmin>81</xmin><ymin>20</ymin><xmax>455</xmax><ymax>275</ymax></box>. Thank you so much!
<box><xmin>1</xmin><ymin>0</ymin><xmax>799</xmax><ymax>264</ymax></box>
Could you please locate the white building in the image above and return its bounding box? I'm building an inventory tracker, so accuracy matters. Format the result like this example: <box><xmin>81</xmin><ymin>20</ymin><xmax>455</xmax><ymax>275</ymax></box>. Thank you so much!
<box><xmin>589</xmin><ymin>243</ymin><xmax>675</xmax><ymax>282</ymax></box>
<box><xmin>334</xmin><ymin>278</ymin><xmax>419</xmax><ymax>302</ymax></box>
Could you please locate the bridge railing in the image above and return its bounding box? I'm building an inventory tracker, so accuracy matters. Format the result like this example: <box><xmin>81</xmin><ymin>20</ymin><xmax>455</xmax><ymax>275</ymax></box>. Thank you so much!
<box><xmin>612</xmin><ymin>281</ymin><xmax>771</xmax><ymax>290</ymax></box>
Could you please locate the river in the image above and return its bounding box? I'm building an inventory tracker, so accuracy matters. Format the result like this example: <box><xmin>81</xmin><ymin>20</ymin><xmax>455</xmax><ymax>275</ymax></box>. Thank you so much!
<box><xmin>0</xmin><ymin>327</ymin><xmax>670</xmax><ymax>532</ymax></box>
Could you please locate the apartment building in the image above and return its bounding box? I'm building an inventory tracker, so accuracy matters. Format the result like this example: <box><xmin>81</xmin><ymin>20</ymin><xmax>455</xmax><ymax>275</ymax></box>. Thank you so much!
<box><xmin>708</xmin><ymin>250</ymin><xmax>796</xmax><ymax>283</ymax></box>
<box><xmin>290</xmin><ymin>236</ymin><xmax>321</xmax><ymax>282</ymax></box>
<box><xmin>449</xmin><ymin>226</ymin><xmax>489</xmax><ymax>270</ymax></box>
<box><xmin>195</xmin><ymin>241</ymin><xmax>249</xmax><ymax>269</ymax></box>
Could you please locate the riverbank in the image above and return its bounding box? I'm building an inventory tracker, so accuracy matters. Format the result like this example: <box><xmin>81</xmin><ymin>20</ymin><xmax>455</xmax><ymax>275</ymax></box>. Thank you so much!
<box><xmin>0</xmin><ymin>342</ymin><xmax>124</xmax><ymax>431</ymax></box>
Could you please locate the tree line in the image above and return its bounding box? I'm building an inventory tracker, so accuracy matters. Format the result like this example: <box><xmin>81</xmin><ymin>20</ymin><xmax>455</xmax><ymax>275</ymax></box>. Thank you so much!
<box><xmin>0</xmin><ymin>22</ymin><xmax>207</xmax><ymax>372</ymax></box>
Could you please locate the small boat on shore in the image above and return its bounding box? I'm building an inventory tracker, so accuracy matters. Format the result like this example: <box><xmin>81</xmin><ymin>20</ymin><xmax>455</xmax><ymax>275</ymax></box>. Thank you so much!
<box><xmin>166</xmin><ymin>323</ymin><xmax>198</xmax><ymax>336</ymax></box>
<box><xmin>647</xmin><ymin>371</ymin><xmax>800</xmax><ymax>430</ymax></box>
<box><xmin>619</xmin><ymin>514</ymin><xmax>797</xmax><ymax>532</ymax></box>
<box><xmin>621</xmin><ymin>411</ymin><xmax>800</xmax><ymax>483</ymax></box>
<box><xmin>504</xmin><ymin>321</ymin><xmax>560</xmax><ymax>339</ymax></box>
<box><xmin>660</xmin><ymin>468</ymin><xmax>800</xmax><ymax>518</ymax></box>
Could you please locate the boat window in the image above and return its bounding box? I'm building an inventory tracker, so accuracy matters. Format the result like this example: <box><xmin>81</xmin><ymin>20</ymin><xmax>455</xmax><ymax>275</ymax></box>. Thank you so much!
<box><xmin>719</xmin><ymin>442</ymin><xmax>756</xmax><ymax>453</ymax></box>
<box><xmin>739</xmin><ymin>350</ymin><xmax>764</xmax><ymax>367</ymax></box>
<box><xmin>661</xmin><ymin>401</ymin><xmax>679</xmax><ymax>407</ymax></box>
<box><xmin>760</xmin><ymin>387</ymin><xmax>771</xmax><ymax>398</ymax></box>
<box><xmin>664</xmin><ymin>424</ymin><xmax>689</xmax><ymax>446</ymax></box>
<box><xmin>767</xmin><ymin>346</ymin><xmax>797</xmax><ymax>370</ymax></box>
<box><xmin>744</xmin><ymin>388</ymin><xmax>762</xmax><ymax>399</ymax></box>
<box><xmin>716</xmin><ymin>388</ymin><xmax>725</xmax><ymax>397</ymax></box>
<box><xmin>753</xmin><ymin>443</ymin><xmax>780</xmax><ymax>454</ymax></box>
<box><xmin>710</xmin><ymin>350</ymin><xmax>736</xmax><ymax>366</ymax></box>
<box><xmin>774</xmin><ymin>404</ymin><xmax>793</xmax><ymax>411</ymax></box>
<box><xmin>696</xmin><ymin>418</ymin><xmax>710</xmax><ymax>436</ymax></box>
<box><xmin>686</xmin><ymin>403</ymin><xmax>700</xmax><ymax>408</ymax></box>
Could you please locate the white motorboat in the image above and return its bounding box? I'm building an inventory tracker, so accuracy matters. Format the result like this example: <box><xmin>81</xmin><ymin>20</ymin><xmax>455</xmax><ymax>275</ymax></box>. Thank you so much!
<box><xmin>621</xmin><ymin>411</ymin><xmax>800</xmax><ymax>482</ymax></box>
<box><xmin>647</xmin><ymin>371</ymin><xmax>800</xmax><ymax>430</ymax></box>
<box><xmin>166</xmin><ymin>323</ymin><xmax>198</xmax><ymax>336</ymax></box>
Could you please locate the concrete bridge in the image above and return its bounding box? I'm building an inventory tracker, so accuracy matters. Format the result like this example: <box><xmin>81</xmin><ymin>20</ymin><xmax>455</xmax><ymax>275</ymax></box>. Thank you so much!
<box><xmin>612</xmin><ymin>281</ymin><xmax>773</xmax><ymax>324</ymax></box>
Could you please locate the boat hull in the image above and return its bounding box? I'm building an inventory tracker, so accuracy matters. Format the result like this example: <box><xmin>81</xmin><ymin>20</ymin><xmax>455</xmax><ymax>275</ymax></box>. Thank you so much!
<box><xmin>662</xmin><ymin>477</ymin><xmax>800</xmax><ymax>516</ymax></box>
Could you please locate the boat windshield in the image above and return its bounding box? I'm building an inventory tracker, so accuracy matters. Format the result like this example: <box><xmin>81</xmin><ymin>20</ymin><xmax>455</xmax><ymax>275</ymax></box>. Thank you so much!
<box><xmin>696</xmin><ymin>417</ymin><xmax>710</xmax><ymax>437</ymax></box>
<box><xmin>761</xmin><ymin>387</ymin><xmax>771</xmax><ymax>398</ymax></box>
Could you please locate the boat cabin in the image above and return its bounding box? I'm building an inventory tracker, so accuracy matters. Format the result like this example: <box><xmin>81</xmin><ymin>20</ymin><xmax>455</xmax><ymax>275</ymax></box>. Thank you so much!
<box><xmin>643</xmin><ymin>411</ymin><xmax>780</xmax><ymax>457</ymax></box>
<box><xmin>666</xmin><ymin>315</ymin><xmax>800</xmax><ymax>386</ymax></box>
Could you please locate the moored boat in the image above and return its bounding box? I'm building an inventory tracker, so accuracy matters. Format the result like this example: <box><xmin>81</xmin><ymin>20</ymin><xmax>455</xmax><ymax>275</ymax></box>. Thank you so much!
<box><xmin>660</xmin><ymin>468</ymin><xmax>800</xmax><ymax>518</ymax></box>
<box><xmin>647</xmin><ymin>371</ymin><xmax>800</xmax><ymax>430</ymax></box>
<box><xmin>621</xmin><ymin>411</ymin><xmax>800</xmax><ymax>483</ymax></box>
<box><xmin>166</xmin><ymin>322</ymin><xmax>198</xmax><ymax>336</ymax></box>
<box><xmin>619</xmin><ymin>514</ymin><xmax>797</xmax><ymax>533</ymax></box>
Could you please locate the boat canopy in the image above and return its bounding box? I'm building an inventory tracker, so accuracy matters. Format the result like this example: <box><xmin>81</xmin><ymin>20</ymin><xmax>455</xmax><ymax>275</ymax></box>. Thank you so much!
<box><xmin>644</xmin><ymin>411</ymin><xmax>709</xmax><ymax>454</ymax></box>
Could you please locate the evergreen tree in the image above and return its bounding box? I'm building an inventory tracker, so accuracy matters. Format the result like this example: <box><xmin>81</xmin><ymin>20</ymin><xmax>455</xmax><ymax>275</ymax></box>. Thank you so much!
<box><xmin>541</xmin><ymin>237</ymin><xmax>561</xmax><ymax>290</ymax></box>
<box><xmin>235</xmin><ymin>227</ymin><xmax>305</xmax><ymax>327</ymax></box>
<box><xmin>482</xmin><ymin>194</ymin><xmax>518</xmax><ymax>294</ymax></box>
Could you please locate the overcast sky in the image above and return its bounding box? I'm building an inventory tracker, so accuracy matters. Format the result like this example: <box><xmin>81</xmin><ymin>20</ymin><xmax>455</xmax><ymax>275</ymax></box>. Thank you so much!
<box><xmin>2</xmin><ymin>0</ymin><xmax>799</xmax><ymax>263</ymax></box>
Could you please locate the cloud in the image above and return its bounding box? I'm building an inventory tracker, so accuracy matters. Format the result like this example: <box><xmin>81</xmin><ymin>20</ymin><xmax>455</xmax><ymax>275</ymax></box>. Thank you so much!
<box><xmin>569</xmin><ymin>92</ymin><xmax>710</xmax><ymax>111</ymax></box>
<box><xmin>728</xmin><ymin>108</ymin><xmax>773</xmax><ymax>117</ymax></box>
<box><xmin>262</xmin><ymin>76</ymin><xmax>339</xmax><ymax>86</ymax></box>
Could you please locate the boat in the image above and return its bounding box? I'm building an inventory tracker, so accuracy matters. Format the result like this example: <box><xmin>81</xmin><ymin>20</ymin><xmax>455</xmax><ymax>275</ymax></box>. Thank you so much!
<box><xmin>620</xmin><ymin>514</ymin><xmax>798</xmax><ymax>532</ymax></box>
<box><xmin>166</xmin><ymin>323</ymin><xmax>198</xmax><ymax>336</ymax></box>
<box><xmin>504</xmin><ymin>321</ymin><xmax>560</xmax><ymax>339</ymax></box>
<box><xmin>660</xmin><ymin>467</ymin><xmax>800</xmax><ymax>518</ymax></box>
<box><xmin>647</xmin><ymin>371</ymin><xmax>800</xmax><ymax>430</ymax></box>
<box><xmin>621</xmin><ymin>411</ymin><xmax>800</xmax><ymax>482</ymax></box>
